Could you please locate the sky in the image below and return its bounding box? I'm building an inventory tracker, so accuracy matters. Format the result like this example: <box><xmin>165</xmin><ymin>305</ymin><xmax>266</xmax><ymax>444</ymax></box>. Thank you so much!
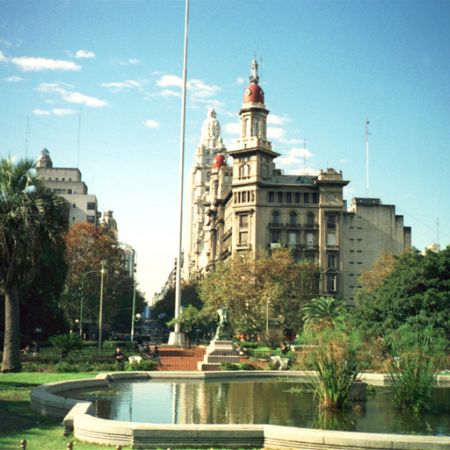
<box><xmin>1</xmin><ymin>0</ymin><xmax>449</xmax><ymax>303</ymax></box>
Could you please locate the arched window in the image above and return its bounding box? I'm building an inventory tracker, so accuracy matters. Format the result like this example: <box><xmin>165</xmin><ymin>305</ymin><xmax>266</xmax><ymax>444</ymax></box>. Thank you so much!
<box><xmin>289</xmin><ymin>211</ymin><xmax>297</xmax><ymax>226</ymax></box>
<box><xmin>239</xmin><ymin>163</ymin><xmax>250</xmax><ymax>179</ymax></box>
<box><xmin>271</xmin><ymin>210</ymin><xmax>281</xmax><ymax>225</ymax></box>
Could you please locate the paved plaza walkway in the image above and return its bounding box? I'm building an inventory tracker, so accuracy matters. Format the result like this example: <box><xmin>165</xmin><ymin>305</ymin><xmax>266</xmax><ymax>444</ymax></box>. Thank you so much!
<box><xmin>157</xmin><ymin>346</ymin><xmax>206</xmax><ymax>371</ymax></box>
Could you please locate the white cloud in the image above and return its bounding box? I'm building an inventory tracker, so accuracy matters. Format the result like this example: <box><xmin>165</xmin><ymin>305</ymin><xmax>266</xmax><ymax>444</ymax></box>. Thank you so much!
<box><xmin>75</xmin><ymin>49</ymin><xmax>95</xmax><ymax>59</ymax></box>
<box><xmin>101</xmin><ymin>80</ymin><xmax>142</xmax><ymax>91</ymax></box>
<box><xmin>236</xmin><ymin>77</ymin><xmax>246</xmax><ymax>84</ymax></box>
<box><xmin>5</xmin><ymin>75</ymin><xmax>23</xmax><ymax>82</ymax></box>
<box><xmin>156</xmin><ymin>74</ymin><xmax>182</xmax><ymax>88</ymax></box>
<box><xmin>224</xmin><ymin>122</ymin><xmax>240</xmax><ymax>136</ymax></box>
<box><xmin>52</xmin><ymin>108</ymin><xmax>76</xmax><ymax>116</ymax></box>
<box><xmin>277</xmin><ymin>147</ymin><xmax>316</xmax><ymax>173</ymax></box>
<box><xmin>37</xmin><ymin>82</ymin><xmax>107</xmax><ymax>108</ymax></box>
<box><xmin>268</xmin><ymin>114</ymin><xmax>289</xmax><ymax>125</ymax></box>
<box><xmin>63</xmin><ymin>91</ymin><xmax>106</xmax><ymax>107</ymax></box>
<box><xmin>155</xmin><ymin>74</ymin><xmax>220</xmax><ymax>101</ymax></box>
<box><xmin>0</xmin><ymin>39</ymin><xmax>12</xmax><ymax>47</ymax></box>
<box><xmin>144</xmin><ymin>119</ymin><xmax>159</xmax><ymax>129</ymax></box>
<box><xmin>267</xmin><ymin>127</ymin><xmax>286</xmax><ymax>140</ymax></box>
<box><xmin>0</xmin><ymin>51</ymin><xmax>7</xmax><ymax>62</ymax></box>
<box><xmin>10</xmin><ymin>55</ymin><xmax>81</xmax><ymax>72</ymax></box>
<box><xmin>32</xmin><ymin>109</ymin><xmax>51</xmax><ymax>116</ymax></box>
<box><xmin>33</xmin><ymin>108</ymin><xmax>76</xmax><ymax>116</ymax></box>
<box><xmin>160</xmin><ymin>89</ymin><xmax>180</xmax><ymax>98</ymax></box>
<box><xmin>128</xmin><ymin>58</ymin><xmax>139</xmax><ymax>65</ymax></box>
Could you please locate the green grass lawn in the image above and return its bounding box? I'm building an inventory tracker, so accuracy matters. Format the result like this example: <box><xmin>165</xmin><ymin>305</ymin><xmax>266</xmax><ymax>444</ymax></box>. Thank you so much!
<box><xmin>0</xmin><ymin>372</ymin><xmax>130</xmax><ymax>450</ymax></box>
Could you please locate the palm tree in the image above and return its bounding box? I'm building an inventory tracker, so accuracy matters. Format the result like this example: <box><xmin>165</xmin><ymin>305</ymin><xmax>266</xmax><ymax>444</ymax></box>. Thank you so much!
<box><xmin>0</xmin><ymin>158</ymin><xmax>67</xmax><ymax>372</ymax></box>
<box><xmin>302</xmin><ymin>296</ymin><xmax>347</xmax><ymax>331</ymax></box>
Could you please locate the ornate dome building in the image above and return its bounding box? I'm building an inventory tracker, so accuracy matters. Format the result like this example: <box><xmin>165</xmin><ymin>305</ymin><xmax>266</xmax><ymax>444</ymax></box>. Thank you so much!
<box><xmin>187</xmin><ymin>61</ymin><xmax>411</xmax><ymax>303</ymax></box>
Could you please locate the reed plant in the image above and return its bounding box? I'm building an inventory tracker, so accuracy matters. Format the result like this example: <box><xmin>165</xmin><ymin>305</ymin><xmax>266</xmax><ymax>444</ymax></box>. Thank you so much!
<box><xmin>387</xmin><ymin>325</ymin><xmax>444</xmax><ymax>413</ymax></box>
<box><xmin>309</xmin><ymin>333</ymin><xmax>360</xmax><ymax>410</ymax></box>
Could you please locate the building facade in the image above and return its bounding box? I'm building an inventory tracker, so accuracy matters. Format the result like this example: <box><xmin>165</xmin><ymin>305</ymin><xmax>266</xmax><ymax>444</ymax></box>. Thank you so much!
<box><xmin>187</xmin><ymin>60</ymin><xmax>411</xmax><ymax>303</ymax></box>
<box><xmin>36</xmin><ymin>148</ymin><xmax>100</xmax><ymax>226</ymax></box>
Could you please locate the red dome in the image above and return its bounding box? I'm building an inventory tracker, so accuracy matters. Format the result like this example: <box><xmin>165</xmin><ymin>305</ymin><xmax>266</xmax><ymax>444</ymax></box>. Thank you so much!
<box><xmin>212</xmin><ymin>153</ymin><xmax>226</xmax><ymax>169</ymax></box>
<box><xmin>243</xmin><ymin>82</ymin><xmax>264</xmax><ymax>104</ymax></box>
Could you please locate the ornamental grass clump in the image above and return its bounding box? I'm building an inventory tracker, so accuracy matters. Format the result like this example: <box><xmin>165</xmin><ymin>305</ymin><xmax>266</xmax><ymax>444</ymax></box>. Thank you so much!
<box><xmin>387</xmin><ymin>325</ymin><xmax>444</xmax><ymax>414</ymax></box>
<box><xmin>309</xmin><ymin>336</ymin><xmax>360</xmax><ymax>410</ymax></box>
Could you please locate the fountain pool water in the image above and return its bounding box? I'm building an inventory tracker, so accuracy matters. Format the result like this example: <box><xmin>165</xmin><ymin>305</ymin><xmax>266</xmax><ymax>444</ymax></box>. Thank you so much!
<box><xmin>67</xmin><ymin>378</ymin><xmax>450</xmax><ymax>436</ymax></box>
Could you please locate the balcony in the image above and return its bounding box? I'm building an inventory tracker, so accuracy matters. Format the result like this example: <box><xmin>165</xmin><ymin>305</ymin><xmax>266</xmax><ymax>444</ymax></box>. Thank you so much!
<box><xmin>326</xmin><ymin>244</ymin><xmax>339</xmax><ymax>251</ymax></box>
<box><xmin>304</xmin><ymin>223</ymin><xmax>319</xmax><ymax>230</ymax></box>
<box><xmin>268</xmin><ymin>222</ymin><xmax>284</xmax><ymax>229</ymax></box>
<box><xmin>304</xmin><ymin>245</ymin><xmax>319</xmax><ymax>251</ymax></box>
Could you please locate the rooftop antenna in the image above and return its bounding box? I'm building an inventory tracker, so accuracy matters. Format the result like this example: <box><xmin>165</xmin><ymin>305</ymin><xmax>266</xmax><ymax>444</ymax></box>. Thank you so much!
<box><xmin>169</xmin><ymin>0</ymin><xmax>189</xmax><ymax>347</ymax></box>
<box><xmin>76</xmin><ymin>110</ymin><xmax>82</xmax><ymax>167</ymax></box>
<box><xmin>365</xmin><ymin>118</ymin><xmax>370</xmax><ymax>196</ymax></box>
<box><xmin>437</xmin><ymin>218</ymin><xmax>440</xmax><ymax>246</ymax></box>
<box><xmin>25</xmin><ymin>116</ymin><xmax>30</xmax><ymax>158</ymax></box>
<box><xmin>303</xmin><ymin>138</ymin><xmax>308</xmax><ymax>173</ymax></box>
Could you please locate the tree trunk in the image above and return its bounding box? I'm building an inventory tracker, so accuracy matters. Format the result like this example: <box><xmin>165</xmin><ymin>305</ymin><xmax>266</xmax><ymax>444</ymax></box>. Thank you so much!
<box><xmin>2</xmin><ymin>284</ymin><xmax>22</xmax><ymax>372</ymax></box>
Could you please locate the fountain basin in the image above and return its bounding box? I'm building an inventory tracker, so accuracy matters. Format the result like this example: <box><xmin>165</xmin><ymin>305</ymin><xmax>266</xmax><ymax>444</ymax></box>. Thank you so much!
<box><xmin>31</xmin><ymin>371</ymin><xmax>450</xmax><ymax>449</ymax></box>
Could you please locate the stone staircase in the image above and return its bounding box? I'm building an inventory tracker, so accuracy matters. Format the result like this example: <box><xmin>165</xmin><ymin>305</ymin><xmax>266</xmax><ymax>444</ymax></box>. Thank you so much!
<box><xmin>197</xmin><ymin>340</ymin><xmax>240</xmax><ymax>371</ymax></box>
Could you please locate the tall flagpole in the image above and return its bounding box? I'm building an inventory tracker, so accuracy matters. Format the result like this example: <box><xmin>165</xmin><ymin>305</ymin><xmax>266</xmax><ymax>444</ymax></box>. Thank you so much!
<box><xmin>365</xmin><ymin>118</ymin><xmax>370</xmax><ymax>197</ymax></box>
<box><xmin>169</xmin><ymin>0</ymin><xmax>189</xmax><ymax>346</ymax></box>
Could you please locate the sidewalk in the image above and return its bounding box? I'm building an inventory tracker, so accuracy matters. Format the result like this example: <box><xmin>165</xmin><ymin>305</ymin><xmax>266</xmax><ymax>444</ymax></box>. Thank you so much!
<box><xmin>158</xmin><ymin>346</ymin><xmax>205</xmax><ymax>371</ymax></box>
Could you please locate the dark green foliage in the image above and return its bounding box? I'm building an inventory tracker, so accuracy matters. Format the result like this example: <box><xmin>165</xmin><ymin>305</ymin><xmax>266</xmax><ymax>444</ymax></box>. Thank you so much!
<box><xmin>151</xmin><ymin>282</ymin><xmax>203</xmax><ymax>327</ymax></box>
<box><xmin>354</xmin><ymin>247</ymin><xmax>450</xmax><ymax>341</ymax></box>
<box><xmin>49</xmin><ymin>334</ymin><xmax>83</xmax><ymax>358</ymax></box>
<box><xmin>0</xmin><ymin>158</ymin><xmax>67</xmax><ymax>372</ymax></box>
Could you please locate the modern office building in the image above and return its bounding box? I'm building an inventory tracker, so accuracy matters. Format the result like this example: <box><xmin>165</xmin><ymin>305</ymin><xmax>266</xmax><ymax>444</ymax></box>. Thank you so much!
<box><xmin>36</xmin><ymin>148</ymin><xmax>100</xmax><ymax>226</ymax></box>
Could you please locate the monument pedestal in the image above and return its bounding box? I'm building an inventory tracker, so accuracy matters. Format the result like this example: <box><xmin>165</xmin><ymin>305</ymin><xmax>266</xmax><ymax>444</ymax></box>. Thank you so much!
<box><xmin>198</xmin><ymin>340</ymin><xmax>240</xmax><ymax>371</ymax></box>
<box><xmin>168</xmin><ymin>331</ymin><xmax>187</xmax><ymax>346</ymax></box>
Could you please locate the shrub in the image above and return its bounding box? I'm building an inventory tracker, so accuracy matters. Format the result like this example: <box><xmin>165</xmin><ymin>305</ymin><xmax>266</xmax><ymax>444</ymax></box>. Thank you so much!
<box><xmin>220</xmin><ymin>362</ymin><xmax>239</xmax><ymax>370</ymax></box>
<box><xmin>262</xmin><ymin>328</ymin><xmax>285</xmax><ymax>349</ymax></box>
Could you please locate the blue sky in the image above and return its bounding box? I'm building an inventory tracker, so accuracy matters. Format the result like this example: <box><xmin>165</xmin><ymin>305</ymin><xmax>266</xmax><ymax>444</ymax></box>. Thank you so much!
<box><xmin>1</xmin><ymin>0</ymin><xmax>449</xmax><ymax>301</ymax></box>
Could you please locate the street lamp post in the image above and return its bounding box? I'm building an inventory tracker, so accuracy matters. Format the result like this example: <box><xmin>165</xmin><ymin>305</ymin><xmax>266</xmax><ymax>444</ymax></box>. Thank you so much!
<box><xmin>130</xmin><ymin>276</ymin><xmax>137</xmax><ymax>342</ymax></box>
<box><xmin>80</xmin><ymin>268</ymin><xmax>103</xmax><ymax>339</ymax></box>
<box><xmin>98</xmin><ymin>261</ymin><xmax>106</xmax><ymax>350</ymax></box>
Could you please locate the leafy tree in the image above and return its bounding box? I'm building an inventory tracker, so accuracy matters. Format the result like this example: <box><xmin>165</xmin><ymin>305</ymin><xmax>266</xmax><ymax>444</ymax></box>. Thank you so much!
<box><xmin>200</xmin><ymin>249</ymin><xmax>319</xmax><ymax>337</ymax></box>
<box><xmin>151</xmin><ymin>282</ymin><xmax>202</xmax><ymax>327</ymax></box>
<box><xmin>0</xmin><ymin>158</ymin><xmax>67</xmax><ymax>372</ymax></box>
<box><xmin>62</xmin><ymin>222</ymin><xmax>143</xmax><ymax>337</ymax></box>
<box><xmin>167</xmin><ymin>304</ymin><xmax>205</xmax><ymax>348</ymax></box>
<box><xmin>354</xmin><ymin>247</ymin><xmax>450</xmax><ymax>341</ymax></box>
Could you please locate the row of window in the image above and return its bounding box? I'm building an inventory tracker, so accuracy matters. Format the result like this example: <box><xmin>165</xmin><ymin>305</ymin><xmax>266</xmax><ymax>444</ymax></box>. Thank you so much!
<box><xmin>234</xmin><ymin>190</ymin><xmax>255</xmax><ymax>203</ymax></box>
<box><xmin>47</xmin><ymin>177</ymin><xmax>73</xmax><ymax>182</ymax></box>
<box><xmin>268</xmin><ymin>191</ymin><xmax>319</xmax><ymax>205</ymax></box>
<box><xmin>270</xmin><ymin>210</ymin><xmax>316</xmax><ymax>227</ymax></box>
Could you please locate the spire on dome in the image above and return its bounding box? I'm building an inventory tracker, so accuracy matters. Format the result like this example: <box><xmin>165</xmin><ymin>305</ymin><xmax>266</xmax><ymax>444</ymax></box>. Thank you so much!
<box><xmin>200</xmin><ymin>108</ymin><xmax>224</xmax><ymax>148</ymax></box>
<box><xmin>250</xmin><ymin>58</ymin><xmax>259</xmax><ymax>84</ymax></box>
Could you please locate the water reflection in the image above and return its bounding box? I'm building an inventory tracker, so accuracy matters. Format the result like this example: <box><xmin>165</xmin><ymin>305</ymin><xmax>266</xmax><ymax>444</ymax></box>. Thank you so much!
<box><xmin>71</xmin><ymin>380</ymin><xmax>450</xmax><ymax>436</ymax></box>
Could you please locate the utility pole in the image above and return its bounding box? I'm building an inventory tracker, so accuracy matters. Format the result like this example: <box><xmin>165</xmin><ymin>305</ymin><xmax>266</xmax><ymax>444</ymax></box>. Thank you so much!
<box><xmin>365</xmin><ymin>118</ymin><xmax>370</xmax><ymax>196</ymax></box>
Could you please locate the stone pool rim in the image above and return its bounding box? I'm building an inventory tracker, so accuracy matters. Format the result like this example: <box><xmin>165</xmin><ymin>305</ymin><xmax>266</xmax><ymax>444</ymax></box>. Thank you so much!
<box><xmin>31</xmin><ymin>370</ymin><xmax>450</xmax><ymax>450</ymax></box>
